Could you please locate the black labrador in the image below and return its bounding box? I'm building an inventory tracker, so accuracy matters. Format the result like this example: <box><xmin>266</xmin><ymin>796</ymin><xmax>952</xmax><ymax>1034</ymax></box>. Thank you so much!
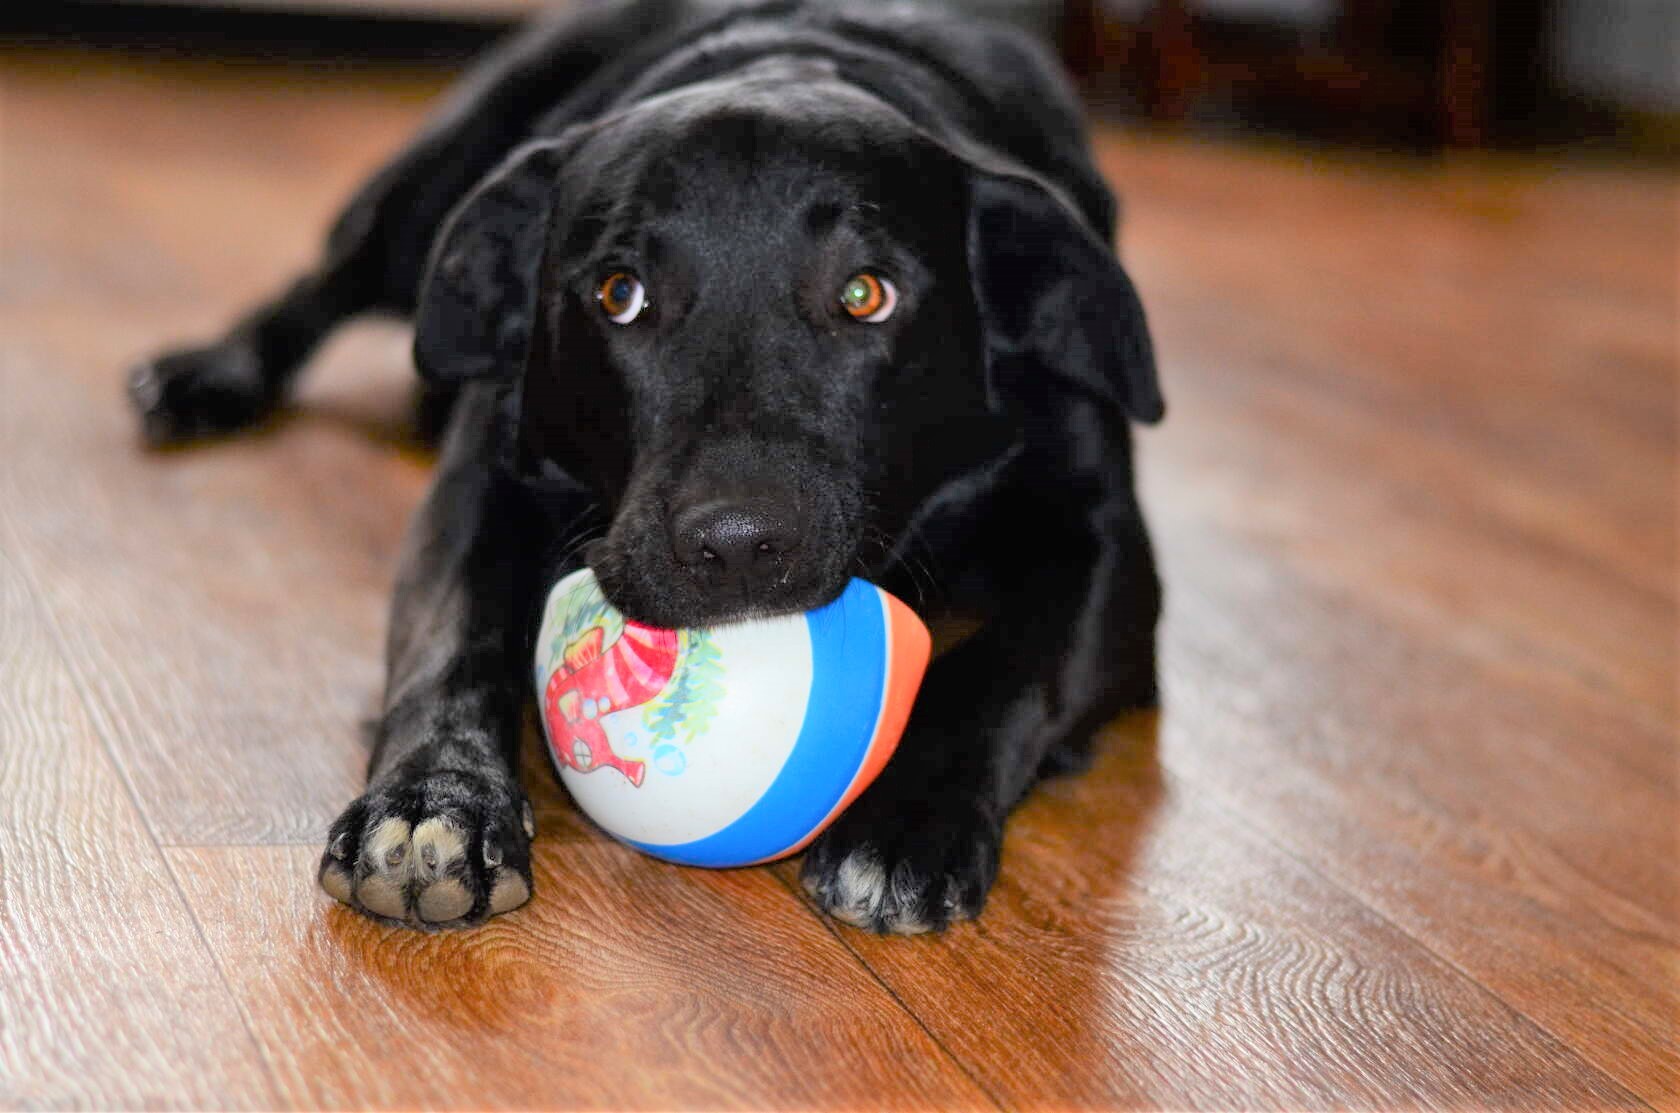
<box><xmin>128</xmin><ymin>0</ymin><xmax>1164</xmax><ymax>934</ymax></box>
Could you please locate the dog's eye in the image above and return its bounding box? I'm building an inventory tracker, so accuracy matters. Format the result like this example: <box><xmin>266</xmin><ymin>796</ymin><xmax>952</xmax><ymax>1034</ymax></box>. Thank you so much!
<box><xmin>596</xmin><ymin>272</ymin><xmax>646</xmax><ymax>324</ymax></box>
<box><xmin>839</xmin><ymin>272</ymin><xmax>896</xmax><ymax>323</ymax></box>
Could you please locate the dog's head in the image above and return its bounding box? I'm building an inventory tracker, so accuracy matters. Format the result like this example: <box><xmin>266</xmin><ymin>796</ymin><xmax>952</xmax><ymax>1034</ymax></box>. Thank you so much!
<box><xmin>414</xmin><ymin>64</ymin><xmax>1162</xmax><ymax>627</ymax></box>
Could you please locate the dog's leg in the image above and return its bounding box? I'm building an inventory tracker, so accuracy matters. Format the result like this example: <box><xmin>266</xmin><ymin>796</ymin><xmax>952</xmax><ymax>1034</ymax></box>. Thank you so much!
<box><xmin>316</xmin><ymin>383</ymin><xmax>580</xmax><ymax>928</ymax></box>
<box><xmin>802</xmin><ymin>466</ymin><xmax>1160</xmax><ymax>934</ymax></box>
<box><xmin>127</xmin><ymin>117</ymin><xmax>501</xmax><ymax>444</ymax></box>
<box><xmin>127</xmin><ymin>0</ymin><xmax>685</xmax><ymax>444</ymax></box>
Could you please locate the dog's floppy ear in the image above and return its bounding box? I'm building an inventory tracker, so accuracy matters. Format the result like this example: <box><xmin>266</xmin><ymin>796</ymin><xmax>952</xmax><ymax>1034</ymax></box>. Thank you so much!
<box><xmin>966</xmin><ymin>170</ymin><xmax>1164</xmax><ymax>424</ymax></box>
<box><xmin>413</xmin><ymin>138</ymin><xmax>572</xmax><ymax>384</ymax></box>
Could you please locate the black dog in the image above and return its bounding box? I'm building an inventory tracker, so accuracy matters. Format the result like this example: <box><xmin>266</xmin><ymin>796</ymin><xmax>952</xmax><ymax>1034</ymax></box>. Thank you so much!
<box><xmin>128</xmin><ymin>0</ymin><xmax>1163</xmax><ymax>934</ymax></box>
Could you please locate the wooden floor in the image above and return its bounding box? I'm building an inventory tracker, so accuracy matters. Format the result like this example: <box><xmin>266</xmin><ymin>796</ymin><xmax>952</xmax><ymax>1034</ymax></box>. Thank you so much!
<box><xmin>1</xmin><ymin>47</ymin><xmax>1675</xmax><ymax>1111</ymax></box>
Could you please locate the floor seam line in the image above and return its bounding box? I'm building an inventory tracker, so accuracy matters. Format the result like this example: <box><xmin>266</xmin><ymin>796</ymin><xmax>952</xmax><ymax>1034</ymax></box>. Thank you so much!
<box><xmin>771</xmin><ymin>869</ymin><xmax>1009</xmax><ymax>1112</ymax></box>
<box><xmin>0</xmin><ymin>503</ymin><xmax>292</xmax><ymax>1108</ymax></box>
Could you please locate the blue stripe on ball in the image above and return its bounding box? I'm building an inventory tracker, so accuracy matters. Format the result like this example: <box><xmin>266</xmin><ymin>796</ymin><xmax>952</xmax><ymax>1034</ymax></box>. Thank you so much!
<box><xmin>622</xmin><ymin>578</ymin><xmax>888</xmax><ymax>867</ymax></box>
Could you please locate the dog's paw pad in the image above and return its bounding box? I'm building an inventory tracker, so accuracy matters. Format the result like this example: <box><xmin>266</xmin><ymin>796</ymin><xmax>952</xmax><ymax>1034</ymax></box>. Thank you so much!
<box><xmin>318</xmin><ymin>859</ymin><xmax>354</xmax><ymax>903</ymax></box>
<box><xmin>317</xmin><ymin>771</ymin><xmax>532</xmax><ymax>931</ymax></box>
<box><xmin>489</xmin><ymin>872</ymin><xmax>531</xmax><ymax>915</ymax></box>
<box><xmin>417</xmin><ymin>878</ymin><xmax>474</xmax><ymax>923</ymax></box>
<box><xmin>355</xmin><ymin>872</ymin><xmax>409</xmax><ymax>920</ymax></box>
<box><xmin>350</xmin><ymin>817</ymin><xmax>412</xmax><ymax>918</ymax></box>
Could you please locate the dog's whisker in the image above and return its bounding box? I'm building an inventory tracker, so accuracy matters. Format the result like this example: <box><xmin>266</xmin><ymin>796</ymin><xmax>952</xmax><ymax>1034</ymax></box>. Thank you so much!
<box><xmin>548</xmin><ymin>513</ymin><xmax>610</xmax><ymax>573</ymax></box>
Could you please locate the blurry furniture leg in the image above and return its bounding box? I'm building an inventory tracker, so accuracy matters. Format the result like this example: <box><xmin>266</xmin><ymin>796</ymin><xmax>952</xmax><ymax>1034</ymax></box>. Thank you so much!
<box><xmin>1441</xmin><ymin>0</ymin><xmax>1493</xmax><ymax>145</ymax></box>
<box><xmin>1147</xmin><ymin>0</ymin><xmax>1201</xmax><ymax>123</ymax></box>
<box><xmin>1058</xmin><ymin>0</ymin><xmax>1202</xmax><ymax>124</ymax></box>
<box><xmin>1061</xmin><ymin>0</ymin><xmax>1104</xmax><ymax>79</ymax></box>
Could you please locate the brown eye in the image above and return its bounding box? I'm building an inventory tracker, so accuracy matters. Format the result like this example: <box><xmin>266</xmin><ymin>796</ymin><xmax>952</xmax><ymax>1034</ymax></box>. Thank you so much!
<box><xmin>596</xmin><ymin>272</ymin><xmax>646</xmax><ymax>324</ymax></box>
<box><xmin>839</xmin><ymin>272</ymin><xmax>897</xmax><ymax>323</ymax></box>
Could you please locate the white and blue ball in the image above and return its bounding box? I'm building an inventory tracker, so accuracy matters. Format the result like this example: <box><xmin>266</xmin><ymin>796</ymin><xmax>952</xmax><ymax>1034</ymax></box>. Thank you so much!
<box><xmin>533</xmin><ymin>568</ymin><xmax>930</xmax><ymax>867</ymax></box>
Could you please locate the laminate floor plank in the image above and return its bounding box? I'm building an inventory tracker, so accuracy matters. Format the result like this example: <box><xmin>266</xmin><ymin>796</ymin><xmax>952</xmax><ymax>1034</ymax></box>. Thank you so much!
<box><xmin>1104</xmin><ymin>138</ymin><xmax>1677</xmax><ymax>716</ymax></box>
<box><xmin>0</xmin><ymin>311</ymin><xmax>416</xmax><ymax>846</ymax></box>
<box><xmin>1</xmin><ymin>54</ymin><xmax>434</xmax><ymax>847</ymax></box>
<box><xmin>0</xmin><ymin>520</ymin><xmax>281</xmax><ymax>1109</ymax></box>
<box><xmin>1151</xmin><ymin>521</ymin><xmax>1678</xmax><ymax>1107</ymax></box>
<box><xmin>1098</xmin><ymin>139</ymin><xmax>1680</xmax><ymax>1106</ymax></box>
<box><xmin>773</xmin><ymin>731</ymin><xmax>1646</xmax><ymax>1111</ymax></box>
<box><xmin>167</xmin><ymin>843</ymin><xmax>994</xmax><ymax>1110</ymax></box>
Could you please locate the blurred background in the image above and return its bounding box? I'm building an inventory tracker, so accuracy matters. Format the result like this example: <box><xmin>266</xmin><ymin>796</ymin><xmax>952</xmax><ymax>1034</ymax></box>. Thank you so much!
<box><xmin>5</xmin><ymin>0</ymin><xmax>1677</xmax><ymax>159</ymax></box>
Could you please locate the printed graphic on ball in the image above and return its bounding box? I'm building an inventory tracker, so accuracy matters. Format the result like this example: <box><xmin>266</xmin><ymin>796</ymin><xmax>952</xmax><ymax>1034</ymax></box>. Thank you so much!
<box><xmin>535</xmin><ymin>569</ymin><xmax>811</xmax><ymax>845</ymax></box>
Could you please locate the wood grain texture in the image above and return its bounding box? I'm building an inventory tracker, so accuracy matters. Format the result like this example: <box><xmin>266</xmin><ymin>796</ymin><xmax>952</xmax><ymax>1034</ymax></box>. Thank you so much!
<box><xmin>779</xmin><ymin>727</ymin><xmax>1647</xmax><ymax>1111</ymax></box>
<box><xmin>166</xmin><ymin>843</ymin><xmax>992</xmax><ymax>1110</ymax></box>
<box><xmin>1098</xmin><ymin>136</ymin><xmax>1679</xmax><ymax>1107</ymax></box>
<box><xmin>1</xmin><ymin>44</ymin><xmax>1673</xmax><ymax>1112</ymax></box>
<box><xmin>0</xmin><ymin>524</ymin><xmax>281</xmax><ymax>1109</ymax></box>
<box><xmin>1104</xmin><ymin>138</ymin><xmax>1677</xmax><ymax>718</ymax></box>
<box><xmin>0</xmin><ymin>53</ymin><xmax>430</xmax><ymax>846</ymax></box>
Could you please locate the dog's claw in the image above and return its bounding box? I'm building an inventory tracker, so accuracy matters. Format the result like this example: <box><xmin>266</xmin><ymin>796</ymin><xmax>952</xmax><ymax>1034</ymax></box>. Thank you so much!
<box><xmin>127</xmin><ymin>362</ymin><xmax>162</xmax><ymax>409</ymax></box>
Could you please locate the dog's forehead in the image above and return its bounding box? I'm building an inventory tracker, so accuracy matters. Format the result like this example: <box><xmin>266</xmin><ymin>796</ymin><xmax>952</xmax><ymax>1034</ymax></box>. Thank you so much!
<box><xmin>634</xmin><ymin>57</ymin><xmax>915</xmax><ymax>143</ymax></box>
<box><xmin>572</xmin><ymin>69</ymin><xmax>941</xmax><ymax>217</ymax></box>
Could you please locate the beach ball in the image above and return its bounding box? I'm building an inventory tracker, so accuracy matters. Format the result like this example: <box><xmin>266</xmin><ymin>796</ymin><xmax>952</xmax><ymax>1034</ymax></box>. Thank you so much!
<box><xmin>533</xmin><ymin>568</ymin><xmax>930</xmax><ymax>867</ymax></box>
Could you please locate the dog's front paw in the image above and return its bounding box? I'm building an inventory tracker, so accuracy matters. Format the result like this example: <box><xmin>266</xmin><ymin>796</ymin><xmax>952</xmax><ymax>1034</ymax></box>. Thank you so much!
<box><xmin>800</xmin><ymin>798</ymin><xmax>1000</xmax><ymax>935</ymax></box>
<box><xmin>127</xmin><ymin>339</ymin><xmax>274</xmax><ymax>445</ymax></box>
<box><xmin>317</xmin><ymin>768</ymin><xmax>535</xmax><ymax>930</ymax></box>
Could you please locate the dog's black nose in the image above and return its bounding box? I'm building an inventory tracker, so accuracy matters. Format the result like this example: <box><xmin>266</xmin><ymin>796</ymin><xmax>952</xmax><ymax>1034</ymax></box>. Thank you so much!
<box><xmin>672</xmin><ymin>500</ymin><xmax>798</xmax><ymax>586</ymax></box>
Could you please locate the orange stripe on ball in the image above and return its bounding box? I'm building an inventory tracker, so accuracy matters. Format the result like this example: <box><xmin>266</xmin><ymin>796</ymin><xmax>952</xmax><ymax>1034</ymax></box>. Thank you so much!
<box><xmin>758</xmin><ymin>588</ymin><xmax>931</xmax><ymax>863</ymax></box>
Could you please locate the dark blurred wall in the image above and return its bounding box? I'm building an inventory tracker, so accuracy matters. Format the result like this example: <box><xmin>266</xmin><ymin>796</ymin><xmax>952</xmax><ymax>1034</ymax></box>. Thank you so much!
<box><xmin>1552</xmin><ymin>0</ymin><xmax>1680</xmax><ymax>113</ymax></box>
